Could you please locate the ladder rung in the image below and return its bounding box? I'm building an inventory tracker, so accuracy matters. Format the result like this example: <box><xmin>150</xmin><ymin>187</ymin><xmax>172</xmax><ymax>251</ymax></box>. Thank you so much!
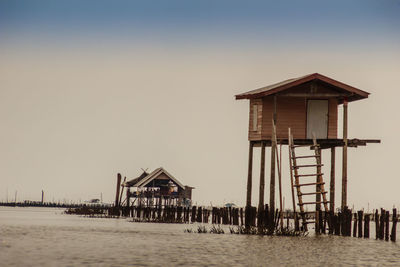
<box><xmin>300</xmin><ymin>191</ymin><xmax>327</xmax><ymax>196</ymax></box>
<box><xmin>295</xmin><ymin>173</ymin><xmax>324</xmax><ymax>177</ymax></box>
<box><xmin>293</xmin><ymin>164</ymin><xmax>323</xmax><ymax>169</ymax></box>
<box><xmin>298</xmin><ymin>201</ymin><xmax>329</xmax><ymax>206</ymax></box>
<box><xmin>299</xmin><ymin>211</ymin><xmax>316</xmax><ymax>214</ymax></box>
<box><xmin>292</xmin><ymin>144</ymin><xmax>319</xmax><ymax>148</ymax></box>
<box><xmin>294</xmin><ymin>182</ymin><xmax>325</xmax><ymax>187</ymax></box>
<box><xmin>293</xmin><ymin>155</ymin><xmax>320</xmax><ymax>159</ymax></box>
<box><xmin>304</xmin><ymin>221</ymin><xmax>316</xmax><ymax>224</ymax></box>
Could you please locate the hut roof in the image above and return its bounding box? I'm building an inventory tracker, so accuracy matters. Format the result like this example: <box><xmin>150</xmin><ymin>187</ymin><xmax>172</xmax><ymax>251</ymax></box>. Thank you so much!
<box><xmin>235</xmin><ymin>73</ymin><xmax>369</xmax><ymax>102</ymax></box>
<box><xmin>123</xmin><ymin>167</ymin><xmax>185</xmax><ymax>189</ymax></box>
<box><xmin>124</xmin><ymin>171</ymin><xmax>149</xmax><ymax>187</ymax></box>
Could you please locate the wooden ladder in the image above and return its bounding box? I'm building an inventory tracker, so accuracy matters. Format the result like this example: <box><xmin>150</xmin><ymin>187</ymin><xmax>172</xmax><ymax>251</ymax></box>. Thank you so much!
<box><xmin>288</xmin><ymin>132</ymin><xmax>329</xmax><ymax>231</ymax></box>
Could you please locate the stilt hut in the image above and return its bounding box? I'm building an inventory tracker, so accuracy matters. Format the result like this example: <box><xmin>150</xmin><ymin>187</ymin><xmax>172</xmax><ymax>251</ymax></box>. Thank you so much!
<box><xmin>122</xmin><ymin>167</ymin><xmax>194</xmax><ymax>208</ymax></box>
<box><xmin>235</xmin><ymin>73</ymin><xmax>380</xmax><ymax>221</ymax></box>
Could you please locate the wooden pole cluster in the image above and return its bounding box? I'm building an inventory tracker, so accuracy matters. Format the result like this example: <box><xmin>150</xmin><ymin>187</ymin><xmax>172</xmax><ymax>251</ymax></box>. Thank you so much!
<box><xmin>323</xmin><ymin>208</ymin><xmax>398</xmax><ymax>242</ymax></box>
<box><xmin>101</xmin><ymin>205</ymin><xmax>245</xmax><ymax>225</ymax></box>
<box><xmin>68</xmin><ymin>204</ymin><xmax>396</xmax><ymax>242</ymax></box>
<box><xmin>374</xmin><ymin>208</ymin><xmax>397</xmax><ymax>242</ymax></box>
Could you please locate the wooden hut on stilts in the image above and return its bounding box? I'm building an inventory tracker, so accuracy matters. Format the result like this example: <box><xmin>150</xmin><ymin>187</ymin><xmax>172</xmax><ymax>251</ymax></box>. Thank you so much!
<box><xmin>117</xmin><ymin>167</ymin><xmax>194</xmax><ymax>208</ymax></box>
<box><xmin>235</xmin><ymin>73</ymin><xmax>380</xmax><ymax>231</ymax></box>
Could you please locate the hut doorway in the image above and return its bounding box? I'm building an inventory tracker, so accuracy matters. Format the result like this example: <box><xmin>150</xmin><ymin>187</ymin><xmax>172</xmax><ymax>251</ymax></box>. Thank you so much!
<box><xmin>307</xmin><ymin>100</ymin><xmax>328</xmax><ymax>139</ymax></box>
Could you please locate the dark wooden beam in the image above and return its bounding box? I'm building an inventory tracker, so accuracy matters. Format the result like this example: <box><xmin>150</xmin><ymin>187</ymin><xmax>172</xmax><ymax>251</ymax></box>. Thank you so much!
<box><xmin>269</xmin><ymin>96</ymin><xmax>277</xmax><ymax>213</ymax></box>
<box><xmin>115</xmin><ymin>173</ymin><xmax>121</xmax><ymax>207</ymax></box>
<box><xmin>246</xmin><ymin>141</ymin><xmax>254</xmax><ymax>207</ymax></box>
<box><xmin>330</xmin><ymin>147</ymin><xmax>335</xmax><ymax>212</ymax></box>
<box><xmin>251</xmin><ymin>138</ymin><xmax>380</xmax><ymax>148</ymax></box>
<box><xmin>342</xmin><ymin>99</ymin><xmax>348</xmax><ymax>209</ymax></box>
<box><xmin>258</xmin><ymin>141</ymin><xmax>266</xmax><ymax>210</ymax></box>
<box><xmin>277</xmin><ymin>93</ymin><xmax>349</xmax><ymax>98</ymax></box>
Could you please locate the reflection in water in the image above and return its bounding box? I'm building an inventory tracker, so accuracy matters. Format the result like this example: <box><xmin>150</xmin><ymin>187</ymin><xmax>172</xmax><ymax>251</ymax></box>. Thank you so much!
<box><xmin>0</xmin><ymin>207</ymin><xmax>399</xmax><ymax>266</ymax></box>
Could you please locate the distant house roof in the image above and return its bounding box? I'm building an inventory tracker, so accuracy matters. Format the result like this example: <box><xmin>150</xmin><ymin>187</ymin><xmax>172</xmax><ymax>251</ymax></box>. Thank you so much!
<box><xmin>235</xmin><ymin>73</ymin><xmax>370</xmax><ymax>102</ymax></box>
<box><xmin>123</xmin><ymin>167</ymin><xmax>185</xmax><ymax>189</ymax></box>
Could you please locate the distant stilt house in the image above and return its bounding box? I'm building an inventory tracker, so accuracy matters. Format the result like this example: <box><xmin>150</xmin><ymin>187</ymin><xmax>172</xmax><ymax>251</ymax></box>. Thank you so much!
<box><xmin>122</xmin><ymin>168</ymin><xmax>194</xmax><ymax>207</ymax></box>
<box><xmin>235</xmin><ymin>73</ymin><xmax>380</xmax><ymax>229</ymax></box>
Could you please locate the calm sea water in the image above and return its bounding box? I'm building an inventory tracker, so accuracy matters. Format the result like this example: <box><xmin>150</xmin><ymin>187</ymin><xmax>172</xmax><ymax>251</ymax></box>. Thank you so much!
<box><xmin>0</xmin><ymin>207</ymin><xmax>399</xmax><ymax>266</ymax></box>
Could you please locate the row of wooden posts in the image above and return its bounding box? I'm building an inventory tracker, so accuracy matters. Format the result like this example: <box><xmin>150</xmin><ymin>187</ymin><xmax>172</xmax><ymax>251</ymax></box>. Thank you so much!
<box><xmin>313</xmin><ymin>207</ymin><xmax>397</xmax><ymax>240</ymax></box>
<box><xmin>96</xmin><ymin>204</ymin><xmax>399</xmax><ymax>241</ymax></box>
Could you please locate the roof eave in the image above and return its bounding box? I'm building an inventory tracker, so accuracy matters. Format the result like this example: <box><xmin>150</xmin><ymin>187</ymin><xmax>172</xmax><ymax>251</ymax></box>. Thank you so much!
<box><xmin>235</xmin><ymin>73</ymin><xmax>370</xmax><ymax>101</ymax></box>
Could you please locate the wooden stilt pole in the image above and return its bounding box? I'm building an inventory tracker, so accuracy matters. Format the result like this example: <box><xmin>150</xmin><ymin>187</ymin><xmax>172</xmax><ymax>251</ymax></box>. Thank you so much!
<box><xmin>115</xmin><ymin>173</ymin><xmax>122</xmax><ymax>207</ymax></box>
<box><xmin>246</xmin><ymin>141</ymin><xmax>254</xmax><ymax>207</ymax></box>
<box><xmin>245</xmin><ymin>141</ymin><xmax>254</xmax><ymax>229</ymax></box>
<box><xmin>126</xmin><ymin>188</ymin><xmax>130</xmax><ymax>208</ymax></box>
<box><xmin>270</xmin><ymin>95</ymin><xmax>277</xmax><ymax>214</ymax></box>
<box><xmin>330</xmin><ymin>147</ymin><xmax>335</xmax><ymax>212</ymax></box>
<box><xmin>342</xmin><ymin>99</ymin><xmax>348</xmax><ymax>209</ymax></box>
<box><xmin>258</xmin><ymin>141</ymin><xmax>266</xmax><ymax>213</ymax></box>
<box><xmin>272</xmin><ymin>120</ymin><xmax>283</xmax><ymax>230</ymax></box>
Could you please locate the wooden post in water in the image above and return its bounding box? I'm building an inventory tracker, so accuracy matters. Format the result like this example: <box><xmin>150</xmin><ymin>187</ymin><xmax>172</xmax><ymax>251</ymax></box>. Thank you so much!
<box><xmin>341</xmin><ymin>99</ymin><xmax>348</xmax><ymax>209</ymax></box>
<box><xmin>391</xmin><ymin>208</ymin><xmax>397</xmax><ymax>242</ymax></box>
<box><xmin>258</xmin><ymin>141</ymin><xmax>266</xmax><ymax>228</ymax></box>
<box><xmin>330</xmin><ymin>148</ymin><xmax>335</xmax><ymax>212</ymax></box>
<box><xmin>379</xmin><ymin>209</ymin><xmax>385</xmax><ymax>240</ymax></box>
<box><xmin>364</xmin><ymin>214</ymin><xmax>370</xmax><ymax>238</ymax></box>
<box><xmin>270</xmin><ymin>95</ymin><xmax>277</xmax><ymax>215</ymax></box>
<box><xmin>385</xmin><ymin>210</ymin><xmax>390</xmax><ymax>241</ymax></box>
<box><xmin>358</xmin><ymin>210</ymin><xmax>363</xmax><ymax>238</ymax></box>
<box><xmin>334</xmin><ymin>213</ymin><xmax>340</xmax><ymax>235</ymax></box>
<box><xmin>191</xmin><ymin>206</ymin><xmax>196</xmax><ymax>223</ymax></box>
<box><xmin>246</xmin><ymin>141</ymin><xmax>254</xmax><ymax>207</ymax></box>
<box><xmin>245</xmin><ymin>141</ymin><xmax>254</xmax><ymax>230</ymax></box>
<box><xmin>240</xmin><ymin>208</ymin><xmax>244</xmax><ymax>226</ymax></box>
<box><xmin>328</xmin><ymin>211</ymin><xmax>334</xmax><ymax>234</ymax></box>
<box><xmin>375</xmin><ymin>209</ymin><xmax>379</xmax><ymax>239</ymax></box>
<box><xmin>115</xmin><ymin>173</ymin><xmax>122</xmax><ymax>207</ymax></box>
<box><xmin>353</xmin><ymin>213</ymin><xmax>357</xmax><ymax>237</ymax></box>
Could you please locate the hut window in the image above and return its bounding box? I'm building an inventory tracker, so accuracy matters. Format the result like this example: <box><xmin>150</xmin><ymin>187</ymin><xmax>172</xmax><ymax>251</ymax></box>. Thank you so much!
<box><xmin>252</xmin><ymin>104</ymin><xmax>258</xmax><ymax>131</ymax></box>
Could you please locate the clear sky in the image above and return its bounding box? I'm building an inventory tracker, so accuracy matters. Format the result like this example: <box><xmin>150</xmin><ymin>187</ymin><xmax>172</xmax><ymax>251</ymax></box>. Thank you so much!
<box><xmin>1</xmin><ymin>0</ymin><xmax>399</xmax><ymax>210</ymax></box>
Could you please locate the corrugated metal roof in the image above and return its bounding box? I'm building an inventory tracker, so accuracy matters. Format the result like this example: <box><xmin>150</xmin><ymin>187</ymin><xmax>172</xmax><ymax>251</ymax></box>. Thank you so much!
<box><xmin>235</xmin><ymin>73</ymin><xmax>370</xmax><ymax>102</ymax></box>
